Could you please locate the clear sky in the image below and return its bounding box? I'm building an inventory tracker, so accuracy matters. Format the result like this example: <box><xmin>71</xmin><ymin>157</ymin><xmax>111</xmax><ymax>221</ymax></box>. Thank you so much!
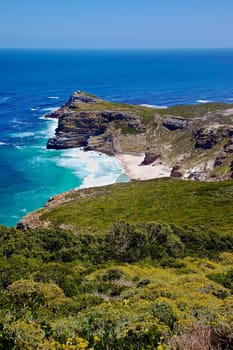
<box><xmin>0</xmin><ymin>0</ymin><xmax>233</xmax><ymax>49</ymax></box>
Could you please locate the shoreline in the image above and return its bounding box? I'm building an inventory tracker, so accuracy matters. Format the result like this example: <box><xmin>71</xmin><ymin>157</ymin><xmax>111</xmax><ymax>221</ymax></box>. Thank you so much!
<box><xmin>115</xmin><ymin>153</ymin><xmax>171</xmax><ymax>181</ymax></box>
<box><xmin>45</xmin><ymin>113</ymin><xmax>170</xmax><ymax>183</ymax></box>
<box><xmin>44</xmin><ymin>115</ymin><xmax>171</xmax><ymax>184</ymax></box>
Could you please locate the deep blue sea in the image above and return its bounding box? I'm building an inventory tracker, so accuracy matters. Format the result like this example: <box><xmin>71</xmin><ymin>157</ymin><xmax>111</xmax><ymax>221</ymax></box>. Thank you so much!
<box><xmin>1</xmin><ymin>49</ymin><xmax>233</xmax><ymax>226</ymax></box>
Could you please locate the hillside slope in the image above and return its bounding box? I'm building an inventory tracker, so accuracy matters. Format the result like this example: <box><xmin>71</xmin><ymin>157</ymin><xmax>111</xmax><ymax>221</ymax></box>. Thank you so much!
<box><xmin>17</xmin><ymin>178</ymin><xmax>233</xmax><ymax>235</ymax></box>
<box><xmin>1</xmin><ymin>177</ymin><xmax>233</xmax><ymax>349</ymax></box>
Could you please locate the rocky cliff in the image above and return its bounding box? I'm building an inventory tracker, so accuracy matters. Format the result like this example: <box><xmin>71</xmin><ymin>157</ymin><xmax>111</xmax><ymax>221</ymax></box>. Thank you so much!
<box><xmin>46</xmin><ymin>91</ymin><xmax>233</xmax><ymax>181</ymax></box>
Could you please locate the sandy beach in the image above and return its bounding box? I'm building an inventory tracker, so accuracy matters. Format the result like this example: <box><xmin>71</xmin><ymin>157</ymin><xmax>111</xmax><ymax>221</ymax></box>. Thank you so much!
<box><xmin>115</xmin><ymin>153</ymin><xmax>171</xmax><ymax>180</ymax></box>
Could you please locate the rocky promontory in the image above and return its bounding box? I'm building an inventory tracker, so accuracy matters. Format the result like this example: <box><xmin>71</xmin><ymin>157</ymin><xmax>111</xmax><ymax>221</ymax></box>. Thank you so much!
<box><xmin>46</xmin><ymin>91</ymin><xmax>233</xmax><ymax>181</ymax></box>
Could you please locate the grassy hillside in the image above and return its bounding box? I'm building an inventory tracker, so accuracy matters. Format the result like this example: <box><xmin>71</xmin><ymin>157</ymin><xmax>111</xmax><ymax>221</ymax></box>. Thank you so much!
<box><xmin>0</xmin><ymin>178</ymin><xmax>230</xmax><ymax>349</ymax></box>
<box><xmin>29</xmin><ymin>178</ymin><xmax>233</xmax><ymax>235</ymax></box>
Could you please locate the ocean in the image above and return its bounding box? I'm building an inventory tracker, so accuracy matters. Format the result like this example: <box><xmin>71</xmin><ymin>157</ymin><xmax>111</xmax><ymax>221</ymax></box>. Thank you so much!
<box><xmin>1</xmin><ymin>49</ymin><xmax>233</xmax><ymax>226</ymax></box>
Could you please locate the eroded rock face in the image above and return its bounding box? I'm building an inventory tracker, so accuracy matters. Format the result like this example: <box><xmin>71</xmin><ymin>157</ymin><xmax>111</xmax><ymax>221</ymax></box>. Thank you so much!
<box><xmin>193</xmin><ymin>126</ymin><xmax>233</xmax><ymax>150</ymax></box>
<box><xmin>188</xmin><ymin>172</ymin><xmax>203</xmax><ymax>181</ymax></box>
<box><xmin>193</xmin><ymin>127</ymin><xmax>219</xmax><ymax>149</ymax></box>
<box><xmin>47</xmin><ymin>106</ymin><xmax>144</xmax><ymax>151</ymax></box>
<box><xmin>162</xmin><ymin>116</ymin><xmax>188</xmax><ymax>130</ymax></box>
<box><xmin>140</xmin><ymin>150</ymin><xmax>160</xmax><ymax>165</ymax></box>
<box><xmin>83</xmin><ymin>131</ymin><xmax>116</xmax><ymax>155</ymax></box>
<box><xmin>214</xmin><ymin>154</ymin><xmax>227</xmax><ymax>167</ymax></box>
<box><xmin>224</xmin><ymin>138</ymin><xmax>233</xmax><ymax>153</ymax></box>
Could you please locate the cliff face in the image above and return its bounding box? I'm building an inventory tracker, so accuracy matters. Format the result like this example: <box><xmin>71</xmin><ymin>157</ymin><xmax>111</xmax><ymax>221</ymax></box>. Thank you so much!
<box><xmin>46</xmin><ymin>91</ymin><xmax>233</xmax><ymax>181</ymax></box>
<box><xmin>47</xmin><ymin>109</ymin><xmax>144</xmax><ymax>154</ymax></box>
<box><xmin>46</xmin><ymin>92</ymin><xmax>145</xmax><ymax>154</ymax></box>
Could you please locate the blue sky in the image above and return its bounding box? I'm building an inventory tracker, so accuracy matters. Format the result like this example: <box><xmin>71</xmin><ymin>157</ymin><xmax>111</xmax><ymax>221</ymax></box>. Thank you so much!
<box><xmin>0</xmin><ymin>0</ymin><xmax>233</xmax><ymax>49</ymax></box>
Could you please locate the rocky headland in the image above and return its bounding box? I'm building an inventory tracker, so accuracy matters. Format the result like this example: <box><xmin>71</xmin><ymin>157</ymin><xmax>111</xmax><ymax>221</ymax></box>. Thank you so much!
<box><xmin>46</xmin><ymin>90</ymin><xmax>233</xmax><ymax>182</ymax></box>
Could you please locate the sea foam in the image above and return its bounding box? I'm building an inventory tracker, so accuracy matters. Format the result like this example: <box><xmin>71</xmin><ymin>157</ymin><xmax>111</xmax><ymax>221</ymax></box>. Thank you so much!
<box><xmin>54</xmin><ymin>148</ymin><xmax>126</xmax><ymax>189</ymax></box>
<box><xmin>11</xmin><ymin>131</ymin><xmax>35</xmax><ymax>138</ymax></box>
<box><xmin>196</xmin><ymin>99</ymin><xmax>213</xmax><ymax>104</ymax></box>
<box><xmin>140</xmin><ymin>104</ymin><xmax>168</xmax><ymax>109</ymax></box>
<box><xmin>39</xmin><ymin>117</ymin><xmax>58</xmax><ymax>138</ymax></box>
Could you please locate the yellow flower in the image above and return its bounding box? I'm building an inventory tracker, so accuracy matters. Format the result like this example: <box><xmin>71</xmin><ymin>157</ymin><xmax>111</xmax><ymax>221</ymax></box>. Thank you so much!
<box><xmin>75</xmin><ymin>337</ymin><xmax>89</xmax><ymax>349</ymax></box>
<box><xmin>93</xmin><ymin>335</ymin><xmax>100</xmax><ymax>343</ymax></box>
<box><xmin>157</xmin><ymin>345</ymin><xmax>165</xmax><ymax>350</ymax></box>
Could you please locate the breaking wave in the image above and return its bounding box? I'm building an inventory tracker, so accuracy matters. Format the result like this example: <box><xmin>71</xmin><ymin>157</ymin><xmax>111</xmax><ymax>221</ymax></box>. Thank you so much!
<box><xmin>140</xmin><ymin>104</ymin><xmax>168</xmax><ymax>109</ymax></box>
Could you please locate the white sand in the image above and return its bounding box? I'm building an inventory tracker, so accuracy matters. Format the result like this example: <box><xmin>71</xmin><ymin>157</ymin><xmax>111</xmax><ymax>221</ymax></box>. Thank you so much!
<box><xmin>115</xmin><ymin>153</ymin><xmax>170</xmax><ymax>180</ymax></box>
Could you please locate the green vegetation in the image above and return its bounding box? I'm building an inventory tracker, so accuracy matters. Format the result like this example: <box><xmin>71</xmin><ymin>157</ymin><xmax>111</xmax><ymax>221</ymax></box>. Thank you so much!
<box><xmin>1</xmin><ymin>178</ymin><xmax>233</xmax><ymax>349</ymax></box>
<box><xmin>73</xmin><ymin>99</ymin><xmax>157</xmax><ymax>125</ymax></box>
<box><xmin>75</xmin><ymin>98</ymin><xmax>233</xmax><ymax>121</ymax></box>
<box><xmin>40</xmin><ymin>179</ymin><xmax>233</xmax><ymax>234</ymax></box>
<box><xmin>158</xmin><ymin>102</ymin><xmax>233</xmax><ymax>118</ymax></box>
<box><xmin>120</xmin><ymin>125</ymin><xmax>140</xmax><ymax>135</ymax></box>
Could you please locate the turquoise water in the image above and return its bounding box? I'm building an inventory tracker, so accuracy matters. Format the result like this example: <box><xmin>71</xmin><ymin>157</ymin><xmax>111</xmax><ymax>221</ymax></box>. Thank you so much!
<box><xmin>1</xmin><ymin>49</ymin><xmax>233</xmax><ymax>226</ymax></box>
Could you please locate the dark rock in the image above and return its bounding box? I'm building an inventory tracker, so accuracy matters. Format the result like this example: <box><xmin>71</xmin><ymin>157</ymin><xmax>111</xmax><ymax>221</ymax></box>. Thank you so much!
<box><xmin>171</xmin><ymin>170</ymin><xmax>183</xmax><ymax>178</ymax></box>
<box><xmin>224</xmin><ymin>138</ymin><xmax>233</xmax><ymax>153</ymax></box>
<box><xmin>193</xmin><ymin>127</ymin><xmax>219</xmax><ymax>149</ymax></box>
<box><xmin>140</xmin><ymin>150</ymin><xmax>160</xmax><ymax>165</ymax></box>
<box><xmin>170</xmin><ymin>164</ymin><xmax>183</xmax><ymax>178</ymax></box>
<box><xmin>214</xmin><ymin>154</ymin><xmax>227</xmax><ymax>167</ymax></box>
<box><xmin>47</xmin><ymin>135</ymin><xmax>88</xmax><ymax>149</ymax></box>
<box><xmin>162</xmin><ymin>116</ymin><xmax>188</xmax><ymax>130</ymax></box>
<box><xmin>16</xmin><ymin>221</ymin><xmax>29</xmax><ymax>230</ymax></box>
<box><xmin>221</xmin><ymin>128</ymin><xmax>233</xmax><ymax>138</ymax></box>
<box><xmin>188</xmin><ymin>172</ymin><xmax>202</xmax><ymax>181</ymax></box>
<box><xmin>230</xmin><ymin>160</ymin><xmax>233</xmax><ymax>171</ymax></box>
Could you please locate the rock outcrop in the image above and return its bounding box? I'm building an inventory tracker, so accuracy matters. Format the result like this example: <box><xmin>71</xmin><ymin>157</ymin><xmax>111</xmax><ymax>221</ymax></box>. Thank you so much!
<box><xmin>47</xmin><ymin>108</ymin><xmax>144</xmax><ymax>152</ymax></box>
<box><xmin>170</xmin><ymin>164</ymin><xmax>183</xmax><ymax>178</ymax></box>
<box><xmin>193</xmin><ymin>127</ymin><xmax>219</xmax><ymax>149</ymax></box>
<box><xmin>45</xmin><ymin>90</ymin><xmax>233</xmax><ymax>181</ymax></box>
<box><xmin>214</xmin><ymin>154</ymin><xmax>227</xmax><ymax>167</ymax></box>
<box><xmin>140</xmin><ymin>149</ymin><xmax>160</xmax><ymax>166</ymax></box>
<box><xmin>224</xmin><ymin>138</ymin><xmax>233</xmax><ymax>153</ymax></box>
<box><xmin>66</xmin><ymin>91</ymin><xmax>103</xmax><ymax>108</ymax></box>
<box><xmin>193</xmin><ymin>126</ymin><xmax>233</xmax><ymax>150</ymax></box>
<box><xmin>162</xmin><ymin>116</ymin><xmax>188</xmax><ymax>130</ymax></box>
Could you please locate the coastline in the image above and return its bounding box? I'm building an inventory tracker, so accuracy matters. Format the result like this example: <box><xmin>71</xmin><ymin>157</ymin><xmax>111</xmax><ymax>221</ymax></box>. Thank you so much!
<box><xmin>44</xmin><ymin>115</ymin><xmax>127</xmax><ymax>189</ymax></box>
<box><xmin>115</xmin><ymin>153</ymin><xmax>171</xmax><ymax>181</ymax></box>
<box><xmin>45</xmin><ymin>115</ymin><xmax>170</xmax><ymax>184</ymax></box>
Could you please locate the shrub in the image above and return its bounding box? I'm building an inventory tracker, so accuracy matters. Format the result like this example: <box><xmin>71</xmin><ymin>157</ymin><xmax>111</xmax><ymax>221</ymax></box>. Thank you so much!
<box><xmin>151</xmin><ymin>301</ymin><xmax>177</xmax><ymax>330</ymax></box>
<box><xmin>208</xmin><ymin>269</ymin><xmax>233</xmax><ymax>293</ymax></box>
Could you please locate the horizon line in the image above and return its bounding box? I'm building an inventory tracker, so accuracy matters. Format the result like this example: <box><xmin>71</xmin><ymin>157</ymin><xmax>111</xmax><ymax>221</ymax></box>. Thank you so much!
<box><xmin>0</xmin><ymin>47</ymin><xmax>233</xmax><ymax>51</ymax></box>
